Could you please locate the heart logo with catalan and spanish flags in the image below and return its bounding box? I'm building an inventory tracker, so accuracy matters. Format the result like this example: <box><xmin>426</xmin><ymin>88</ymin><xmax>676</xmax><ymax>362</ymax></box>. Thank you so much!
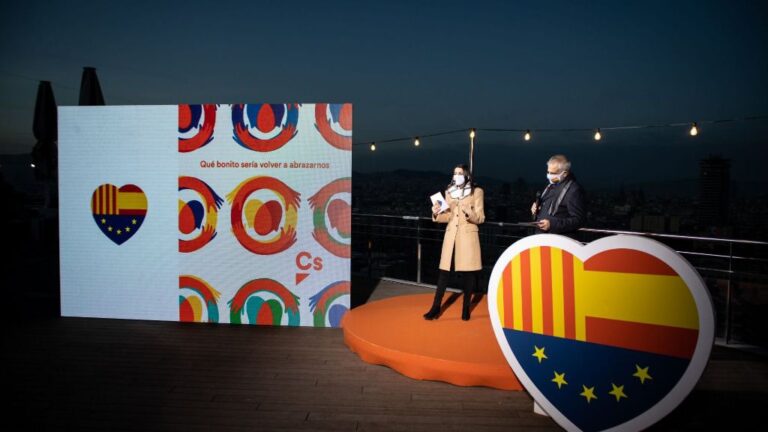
<box><xmin>91</xmin><ymin>184</ymin><xmax>147</xmax><ymax>245</ymax></box>
<box><xmin>487</xmin><ymin>234</ymin><xmax>714</xmax><ymax>432</ymax></box>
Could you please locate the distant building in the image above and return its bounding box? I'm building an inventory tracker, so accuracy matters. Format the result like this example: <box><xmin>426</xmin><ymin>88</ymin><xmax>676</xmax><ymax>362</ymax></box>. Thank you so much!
<box><xmin>613</xmin><ymin>204</ymin><xmax>632</xmax><ymax>217</ymax></box>
<box><xmin>699</xmin><ymin>156</ymin><xmax>730</xmax><ymax>226</ymax></box>
<box><xmin>630</xmin><ymin>214</ymin><xmax>680</xmax><ymax>233</ymax></box>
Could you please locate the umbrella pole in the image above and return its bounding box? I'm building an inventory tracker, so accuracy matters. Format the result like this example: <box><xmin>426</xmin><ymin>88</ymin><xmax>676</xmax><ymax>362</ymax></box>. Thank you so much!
<box><xmin>469</xmin><ymin>133</ymin><xmax>475</xmax><ymax>175</ymax></box>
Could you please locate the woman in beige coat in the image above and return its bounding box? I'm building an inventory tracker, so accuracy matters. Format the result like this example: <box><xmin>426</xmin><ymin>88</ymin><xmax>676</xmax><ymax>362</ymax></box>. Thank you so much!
<box><xmin>424</xmin><ymin>164</ymin><xmax>485</xmax><ymax>321</ymax></box>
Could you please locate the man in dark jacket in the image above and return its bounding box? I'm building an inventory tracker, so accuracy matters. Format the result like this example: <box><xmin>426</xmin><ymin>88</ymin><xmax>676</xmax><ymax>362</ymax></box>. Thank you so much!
<box><xmin>531</xmin><ymin>154</ymin><xmax>586</xmax><ymax>237</ymax></box>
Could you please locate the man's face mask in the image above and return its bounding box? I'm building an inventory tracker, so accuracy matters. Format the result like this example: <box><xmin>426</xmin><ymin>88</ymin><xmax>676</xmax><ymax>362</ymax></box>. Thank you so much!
<box><xmin>547</xmin><ymin>171</ymin><xmax>565</xmax><ymax>184</ymax></box>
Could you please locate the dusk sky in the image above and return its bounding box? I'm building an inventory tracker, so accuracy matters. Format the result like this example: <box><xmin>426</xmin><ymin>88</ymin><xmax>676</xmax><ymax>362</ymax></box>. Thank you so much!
<box><xmin>1</xmin><ymin>0</ymin><xmax>766</xmax><ymax>186</ymax></box>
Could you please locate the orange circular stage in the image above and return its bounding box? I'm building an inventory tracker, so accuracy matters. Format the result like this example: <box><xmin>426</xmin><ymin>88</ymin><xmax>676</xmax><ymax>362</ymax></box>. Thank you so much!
<box><xmin>342</xmin><ymin>293</ymin><xmax>522</xmax><ymax>390</ymax></box>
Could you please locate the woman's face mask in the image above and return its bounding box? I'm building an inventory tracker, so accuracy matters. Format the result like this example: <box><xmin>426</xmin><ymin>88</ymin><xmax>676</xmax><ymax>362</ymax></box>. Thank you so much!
<box><xmin>453</xmin><ymin>174</ymin><xmax>466</xmax><ymax>185</ymax></box>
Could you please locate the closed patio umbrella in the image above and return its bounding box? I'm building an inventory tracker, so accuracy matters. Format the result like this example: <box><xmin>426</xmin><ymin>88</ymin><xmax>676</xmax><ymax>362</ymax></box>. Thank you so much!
<box><xmin>31</xmin><ymin>80</ymin><xmax>57</xmax><ymax>181</ymax></box>
<box><xmin>79</xmin><ymin>66</ymin><xmax>105</xmax><ymax>106</ymax></box>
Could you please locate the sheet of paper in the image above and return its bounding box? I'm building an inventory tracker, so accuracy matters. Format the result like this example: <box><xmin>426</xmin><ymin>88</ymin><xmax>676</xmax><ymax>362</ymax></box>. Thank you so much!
<box><xmin>430</xmin><ymin>192</ymin><xmax>449</xmax><ymax>213</ymax></box>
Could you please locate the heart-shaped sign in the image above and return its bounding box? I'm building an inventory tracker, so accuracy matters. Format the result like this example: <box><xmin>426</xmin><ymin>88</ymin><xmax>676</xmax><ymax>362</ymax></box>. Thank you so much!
<box><xmin>488</xmin><ymin>234</ymin><xmax>714</xmax><ymax>432</ymax></box>
<box><xmin>91</xmin><ymin>184</ymin><xmax>147</xmax><ymax>245</ymax></box>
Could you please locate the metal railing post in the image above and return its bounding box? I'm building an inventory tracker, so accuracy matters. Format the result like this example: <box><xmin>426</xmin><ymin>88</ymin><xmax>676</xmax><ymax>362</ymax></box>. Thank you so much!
<box><xmin>416</xmin><ymin>221</ymin><xmax>422</xmax><ymax>284</ymax></box>
<box><xmin>367</xmin><ymin>238</ymin><xmax>372</xmax><ymax>280</ymax></box>
<box><xmin>725</xmin><ymin>241</ymin><xmax>733</xmax><ymax>344</ymax></box>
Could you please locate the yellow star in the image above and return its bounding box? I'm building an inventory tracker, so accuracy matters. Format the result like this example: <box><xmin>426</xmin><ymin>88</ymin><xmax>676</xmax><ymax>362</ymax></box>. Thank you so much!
<box><xmin>125</xmin><ymin>227</ymin><xmax>131</xmax><ymax>232</ymax></box>
<box><xmin>532</xmin><ymin>346</ymin><xmax>548</xmax><ymax>363</ymax></box>
<box><xmin>551</xmin><ymin>371</ymin><xmax>567</xmax><ymax>389</ymax></box>
<box><xmin>132</xmin><ymin>219</ymin><xmax>137</xmax><ymax>225</ymax></box>
<box><xmin>117</xmin><ymin>229</ymin><xmax>122</xmax><ymax>235</ymax></box>
<box><xmin>108</xmin><ymin>226</ymin><xmax>113</xmax><ymax>232</ymax></box>
<box><xmin>609</xmin><ymin>383</ymin><xmax>628</xmax><ymax>402</ymax></box>
<box><xmin>633</xmin><ymin>365</ymin><xmax>652</xmax><ymax>384</ymax></box>
<box><xmin>580</xmin><ymin>385</ymin><xmax>597</xmax><ymax>403</ymax></box>
<box><xmin>101</xmin><ymin>218</ymin><xmax>106</xmax><ymax>224</ymax></box>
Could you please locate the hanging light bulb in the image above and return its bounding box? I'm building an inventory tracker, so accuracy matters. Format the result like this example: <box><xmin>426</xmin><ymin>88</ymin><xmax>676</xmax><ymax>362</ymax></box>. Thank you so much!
<box><xmin>469</xmin><ymin>128</ymin><xmax>476</xmax><ymax>139</ymax></box>
<box><xmin>370</xmin><ymin>142</ymin><xmax>376</xmax><ymax>151</ymax></box>
<box><xmin>689</xmin><ymin>122</ymin><xmax>698</xmax><ymax>136</ymax></box>
<box><xmin>524</xmin><ymin>129</ymin><xmax>531</xmax><ymax>141</ymax></box>
<box><xmin>594</xmin><ymin>128</ymin><xmax>602</xmax><ymax>141</ymax></box>
<box><xmin>414</xmin><ymin>137</ymin><xmax>420</xmax><ymax>147</ymax></box>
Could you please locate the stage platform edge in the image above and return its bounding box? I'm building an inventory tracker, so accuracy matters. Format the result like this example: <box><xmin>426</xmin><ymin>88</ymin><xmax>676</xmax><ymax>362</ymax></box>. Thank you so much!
<box><xmin>342</xmin><ymin>293</ymin><xmax>522</xmax><ymax>391</ymax></box>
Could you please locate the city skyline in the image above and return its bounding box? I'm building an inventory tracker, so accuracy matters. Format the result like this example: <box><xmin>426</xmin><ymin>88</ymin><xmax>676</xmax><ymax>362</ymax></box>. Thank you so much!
<box><xmin>1</xmin><ymin>0</ymin><xmax>767</xmax><ymax>185</ymax></box>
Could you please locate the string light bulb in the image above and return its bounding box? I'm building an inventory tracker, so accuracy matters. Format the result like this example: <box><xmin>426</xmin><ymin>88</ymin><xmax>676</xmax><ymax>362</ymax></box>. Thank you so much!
<box><xmin>689</xmin><ymin>122</ymin><xmax>698</xmax><ymax>136</ymax></box>
<box><xmin>414</xmin><ymin>137</ymin><xmax>420</xmax><ymax>147</ymax></box>
<box><xmin>370</xmin><ymin>142</ymin><xmax>376</xmax><ymax>151</ymax></box>
<box><xmin>594</xmin><ymin>128</ymin><xmax>602</xmax><ymax>141</ymax></box>
<box><xmin>524</xmin><ymin>129</ymin><xmax>531</xmax><ymax>141</ymax></box>
<box><xmin>469</xmin><ymin>128</ymin><xmax>476</xmax><ymax>139</ymax></box>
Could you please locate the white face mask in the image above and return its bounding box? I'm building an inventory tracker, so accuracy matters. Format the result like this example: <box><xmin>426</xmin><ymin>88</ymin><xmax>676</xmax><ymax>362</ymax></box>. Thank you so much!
<box><xmin>547</xmin><ymin>172</ymin><xmax>564</xmax><ymax>184</ymax></box>
<box><xmin>453</xmin><ymin>174</ymin><xmax>466</xmax><ymax>186</ymax></box>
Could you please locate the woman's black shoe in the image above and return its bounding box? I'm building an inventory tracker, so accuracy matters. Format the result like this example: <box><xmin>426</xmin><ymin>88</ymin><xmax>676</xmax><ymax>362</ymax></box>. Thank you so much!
<box><xmin>423</xmin><ymin>307</ymin><xmax>440</xmax><ymax>320</ymax></box>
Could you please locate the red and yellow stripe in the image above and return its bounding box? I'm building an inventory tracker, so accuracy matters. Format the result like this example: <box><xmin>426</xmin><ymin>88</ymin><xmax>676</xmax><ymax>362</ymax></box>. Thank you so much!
<box><xmin>497</xmin><ymin>247</ymin><xmax>699</xmax><ymax>359</ymax></box>
<box><xmin>91</xmin><ymin>184</ymin><xmax>146</xmax><ymax>216</ymax></box>
<box><xmin>91</xmin><ymin>184</ymin><xmax>118</xmax><ymax>215</ymax></box>
<box><xmin>117</xmin><ymin>188</ymin><xmax>147</xmax><ymax>216</ymax></box>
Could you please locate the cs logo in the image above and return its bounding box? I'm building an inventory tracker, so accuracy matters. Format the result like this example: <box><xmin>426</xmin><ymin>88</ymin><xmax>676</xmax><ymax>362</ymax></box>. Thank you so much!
<box><xmin>295</xmin><ymin>251</ymin><xmax>323</xmax><ymax>285</ymax></box>
<box><xmin>227</xmin><ymin>176</ymin><xmax>300</xmax><ymax>255</ymax></box>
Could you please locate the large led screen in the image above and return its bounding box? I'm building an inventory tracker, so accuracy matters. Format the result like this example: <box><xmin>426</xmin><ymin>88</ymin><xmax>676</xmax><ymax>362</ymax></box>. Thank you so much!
<box><xmin>59</xmin><ymin>104</ymin><xmax>352</xmax><ymax>327</ymax></box>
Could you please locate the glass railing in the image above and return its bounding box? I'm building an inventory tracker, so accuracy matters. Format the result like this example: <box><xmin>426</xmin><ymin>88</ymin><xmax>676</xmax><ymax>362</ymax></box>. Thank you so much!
<box><xmin>351</xmin><ymin>213</ymin><xmax>768</xmax><ymax>348</ymax></box>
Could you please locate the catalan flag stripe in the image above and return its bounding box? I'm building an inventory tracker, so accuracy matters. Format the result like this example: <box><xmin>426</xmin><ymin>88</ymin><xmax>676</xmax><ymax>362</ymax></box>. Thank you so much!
<box><xmin>541</xmin><ymin>246</ymin><xmax>553</xmax><ymax>336</ymax></box>
<box><xmin>501</xmin><ymin>247</ymin><xmax>576</xmax><ymax>338</ymax></box>
<box><xmin>512</xmin><ymin>254</ymin><xmax>523</xmax><ymax>330</ymax></box>
<box><xmin>530</xmin><ymin>247</ymin><xmax>543</xmax><ymax>334</ymax></box>
<box><xmin>551</xmin><ymin>247</ymin><xmax>565</xmax><ymax>338</ymax></box>
<box><xmin>520</xmin><ymin>249</ymin><xmax>532</xmax><ymax>332</ymax></box>
<box><xmin>496</xmin><ymin>278</ymin><xmax>505</xmax><ymax>328</ymax></box>
<box><xmin>503</xmin><ymin>262</ymin><xmax>513</xmax><ymax>328</ymax></box>
<box><xmin>112</xmin><ymin>185</ymin><xmax>117</xmax><ymax>214</ymax></box>
<box><xmin>562</xmin><ymin>250</ymin><xmax>576</xmax><ymax>339</ymax></box>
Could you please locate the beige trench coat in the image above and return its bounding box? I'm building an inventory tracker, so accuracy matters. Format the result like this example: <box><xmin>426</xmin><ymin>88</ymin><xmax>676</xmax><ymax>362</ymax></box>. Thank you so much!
<box><xmin>432</xmin><ymin>187</ymin><xmax>485</xmax><ymax>271</ymax></box>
